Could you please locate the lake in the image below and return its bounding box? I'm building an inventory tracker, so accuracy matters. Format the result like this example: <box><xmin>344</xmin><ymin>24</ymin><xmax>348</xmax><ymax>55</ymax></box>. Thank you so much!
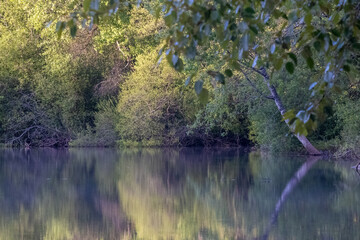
<box><xmin>0</xmin><ymin>148</ymin><xmax>359</xmax><ymax>240</ymax></box>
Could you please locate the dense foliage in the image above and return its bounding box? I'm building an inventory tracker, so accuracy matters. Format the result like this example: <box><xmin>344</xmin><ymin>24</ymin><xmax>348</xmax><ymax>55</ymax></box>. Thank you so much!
<box><xmin>0</xmin><ymin>0</ymin><xmax>359</xmax><ymax>156</ymax></box>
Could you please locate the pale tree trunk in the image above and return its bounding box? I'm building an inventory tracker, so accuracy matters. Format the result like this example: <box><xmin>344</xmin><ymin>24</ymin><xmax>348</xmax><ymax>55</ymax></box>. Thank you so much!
<box><xmin>261</xmin><ymin>68</ymin><xmax>322</xmax><ymax>155</ymax></box>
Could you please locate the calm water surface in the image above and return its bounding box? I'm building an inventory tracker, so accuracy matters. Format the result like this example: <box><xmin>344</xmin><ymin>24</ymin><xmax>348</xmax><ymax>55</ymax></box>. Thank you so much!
<box><xmin>0</xmin><ymin>148</ymin><xmax>359</xmax><ymax>240</ymax></box>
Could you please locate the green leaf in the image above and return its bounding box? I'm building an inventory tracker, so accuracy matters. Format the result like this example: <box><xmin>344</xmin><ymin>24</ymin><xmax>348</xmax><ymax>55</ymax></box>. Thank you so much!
<box><xmin>296</xmin><ymin>110</ymin><xmax>305</xmax><ymax>121</ymax></box>
<box><xmin>301</xmin><ymin>45</ymin><xmax>312</xmax><ymax>58</ymax></box>
<box><xmin>330</xmin><ymin>28</ymin><xmax>341</xmax><ymax>37</ymax></box>
<box><xmin>285</xmin><ymin>62</ymin><xmax>295</xmax><ymax>74</ymax></box>
<box><xmin>70</xmin><ymin>26</ymin><xmax>77</xmax><ymax>38</ymax></box>
<box><xmin>283</xmin><ymin>109</ymin><xmax>295</xmax><ymax>121</ymax></box>
<box><xmin>301</xmin><ymin>46</ymin><xmax>314</xmax><ymax>69</ymax></box>
<box><xmin>353</xmin><ymin>43</ymin><xmax>360</xmax><ymax>50</ymax></box>
<box><xmin>333</xmin><ymin>13</ymin><xmax>340</xmax><ymax>23</ymax></box>
<box><xmin>303</xmin><ymin>112</ymin><xmax>310</xmax><ymax>123</ymax></box>
<box><xmin>343</xmin><ymin>65</ymin><xmax>350</xmax><ymax>72</ymax></box>
<box><xmin>185</xmin><ymin>46</ymin><xmax>196</xmax><ymax>59</ymax></box>
<box><xmin>273</xmin><ymin>9</ymin><xmax>282</xmax><ymax>18</ymax></box>
<box><xmin>215</xmin><ymin>73</ymin><xmax>225</xmax><ymax>84</ymax></box>
<box><xmin>324</xmin><ymin>71</ymin><xmax>334</xmax><ymax>83</ymax></box>
<box><xmin>304</xmin><ymin>13</ymin><xmax>312</xmax><ymax>25</ymax></box>
<box><xmin>174</xmin><ymin>58</ymin><xmax>184</xmax><ymax>72</ymax></box>
<box><xmin>313</xmin><ymin>41</ymin><xmax>321</xmax><ymax>52</ymax></box>
<box><xmin>288</xmin><ymin>53</ymin><xmax>297</xmax><ymax>65</ymax></box>
<box><xmin>306</xmin><ymin>57</ymin><xmax>315</xmax><ymax>69</ymax></box>
<box><xmin>90</xmin><ymin>0</ymin><xmax>99</xmax><ymax>10</ymax></box>
<box><xmin>192</xmin><ymin>12</ymin><xmax>202</xmax><ymax>24</ymax></box>
<box><xmin>172</xmin><ymin>54</ymin><xmax>179</xmax><ymax>66</ymax></box>
<box><xmin>155</xmin><ymin>5</ymin><xmax>161</xmax><ymax>19</ymax></box>
<box><xmin>288</xmin><ymin>11</ymin><xmax>298</xmax><ymax>22</ymax></box>
<box><xmin>165</xmin><ymin>50</ymin><xmax>173</xmax><ymax>65</ymax></box>
<box><xmin>270</xmin><ymin>44</ymin><xmax>276</xmax><ymax>54</ymax></box>
<box><xmin>194</xmin><ymin>80</ymin><xmax>203</xmax><ymax>95</ymax></box>
<box><xmin>210</xmin><ymin>10</ymin><xmax>219</xmax><ymax>21</ymax></box>
<box><xmin>249</xmin><ymin>25</ymin><xmax>258</xmax><ymax>34</ymax></box>
<box><xmin>243</xmin><ymin>34</ymin><xmax>249</xmax><ymax>51</ymax></box>
<box><xmin>56</xmin><ymin>22</ymin><xmax>66</xmax><ymax>39</ymax></box>
<box><xmin>252</xmin><ymin>55</ymin><xmax>258</xmax><ymax>68</ymax></box>
<box><xmin>224</xmin><ymin>69</ymin><xmax>233</xmax><ymax>77</ymax></box>
<box><xmin>198</xmin><ymin>88</ymin><xmax>209</xmax><ymax>104</ymax></box>
<box><xmin>185</xmin><ymin>76</ymin><xmax>191</xmax><ymax>86</ymax></box>
<box><xmin>274</xmin><ymin>58</ymin><xmax>283</xmax><ymax>70</ymax></box>
<box><xmin>164</xmin><ymin>11</ymin><xmax>176</xmax><ymax>26</ymax></box>
<box><xmin>230</xmin><ymin>61</ymin><xmax>241</xmax><ymax>70</ymax></box>
<box><xmin>295</xmin><ymin>119</ymin><xmax>308</xmax><ymax>136</ymax></box>
<box><xmin>83</xmin><ymin>0</ymin><xmax>92</xmax><ymax>12</ymax></box>
<box><xmin>244</xmin><ymin>7</ymin><xmax>255</xmax><ymax>14</ymax></box>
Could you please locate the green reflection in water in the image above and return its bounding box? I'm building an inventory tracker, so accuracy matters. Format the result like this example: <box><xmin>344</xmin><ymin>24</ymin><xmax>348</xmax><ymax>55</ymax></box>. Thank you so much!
<box><xmin>0</xmin><ymin>148</ymin><xmax>358</xmax><ymax>240</ymax></box>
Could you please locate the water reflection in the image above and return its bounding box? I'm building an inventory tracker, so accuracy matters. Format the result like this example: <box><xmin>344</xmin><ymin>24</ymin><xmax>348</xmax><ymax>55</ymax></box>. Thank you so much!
<box><xmin>0</xmin><ymin>148</ymin><xmax>358</xmax><ymax>239</ymax></box>
<box><xmin>261</xmin><ymin>156</ymin><xmax>321</xmax><ymax>240</ymax></box>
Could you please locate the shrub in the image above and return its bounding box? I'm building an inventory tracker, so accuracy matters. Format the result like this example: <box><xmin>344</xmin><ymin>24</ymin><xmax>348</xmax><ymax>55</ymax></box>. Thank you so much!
<box><xmin>116</xmin><ymin>51</ymin><xmax>191</xmax><ymax>146</ymax></box>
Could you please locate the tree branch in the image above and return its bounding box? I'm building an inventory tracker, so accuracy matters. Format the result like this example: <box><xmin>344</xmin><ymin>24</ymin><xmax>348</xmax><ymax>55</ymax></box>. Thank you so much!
<box><xmin>239</xmin><ymin>67</ymin><xmax>274</xmax><ymax>100</ymax></box>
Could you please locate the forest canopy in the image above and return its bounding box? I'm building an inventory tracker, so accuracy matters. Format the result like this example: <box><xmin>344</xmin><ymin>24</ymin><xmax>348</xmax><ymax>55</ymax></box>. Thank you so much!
<box><xmin>0</xmin><ymin>0</ymin><xmax>359</xmax><ymax>156</ymax></box>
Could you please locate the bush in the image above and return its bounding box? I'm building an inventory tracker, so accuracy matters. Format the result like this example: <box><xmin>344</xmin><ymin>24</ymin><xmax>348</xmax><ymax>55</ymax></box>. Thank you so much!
<box><xmin>70</xmin><ymin>99</ymin><xmax>119</xmax><ymax>147</ymax></box>
<box><xmin>116</xmin><ymin>50</ymin><xmax>192</xmax><ymax>146</ymax></box>
<box><xmin>334</xmin><ymin>98</ymin><xmax>360</xmax><ymax>158</ymax></box>
<box><xmin>189</xmin><ymin>78</ymin><xmax>250</xmax><ymax>146</ymax></box>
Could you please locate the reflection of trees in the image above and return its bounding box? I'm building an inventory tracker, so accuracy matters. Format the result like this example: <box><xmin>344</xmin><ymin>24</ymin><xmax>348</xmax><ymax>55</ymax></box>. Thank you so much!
<box><xmin>116</xmin><ymin>148</ymin><xmax>255</xmax><ymax>239</ymax></box>
<box><xmin>0</xmin><ymin>149</ymin><xmax>133</xmax><ymax>240</ymax></box>
<box><xmin>0</xmin><ymin>148</ymin><xmax>359</xmax><ymax>240</ymax></box>
<box><xmin>253</xmin><ymin>154</ymin><xmax>360</xmax><ymax>240</ymax></box>
<box><xmin>268</xmin><ymin>161</ymin><xmax>360</xmax><ymax>240</ymax></box>
<box><xmin>116</xmin><ymin>150</ymin><xmax>358</xmax><ymax>240</ymax></box>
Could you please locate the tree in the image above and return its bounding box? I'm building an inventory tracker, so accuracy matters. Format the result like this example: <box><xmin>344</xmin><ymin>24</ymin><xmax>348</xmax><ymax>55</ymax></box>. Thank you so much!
<box><xmin>57</xmin><ymin>0</ymin><xmax>360</xmax><ymax>154</ymax></box>
<box><xmin>0</xmin><ymin>0</ymin><xmax>126</xmax><ymax>147</ymax></box>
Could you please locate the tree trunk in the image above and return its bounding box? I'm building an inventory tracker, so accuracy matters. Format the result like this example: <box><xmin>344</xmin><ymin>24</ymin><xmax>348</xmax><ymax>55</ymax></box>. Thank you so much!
<box><xmin>261</xmin><ymin>68</ymin><xmax>322</xmax><ymax>155</ymax></box>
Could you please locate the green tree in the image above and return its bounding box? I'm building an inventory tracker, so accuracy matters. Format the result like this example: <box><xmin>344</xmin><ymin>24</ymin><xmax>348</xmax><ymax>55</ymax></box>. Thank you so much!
<box><xmin>58</xmin><ymin>0</ymin><xmax>360</xmax><ymax>153</ymax></box>
<box><xmin>116</xmin><ymin>50</ymin><xmax>193</xmax><ymax>146</ymax></box>
<box><xmin>0</xmin><ymin>0</ymin><xmax>122</xmax><ymax>146</ymax></box>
